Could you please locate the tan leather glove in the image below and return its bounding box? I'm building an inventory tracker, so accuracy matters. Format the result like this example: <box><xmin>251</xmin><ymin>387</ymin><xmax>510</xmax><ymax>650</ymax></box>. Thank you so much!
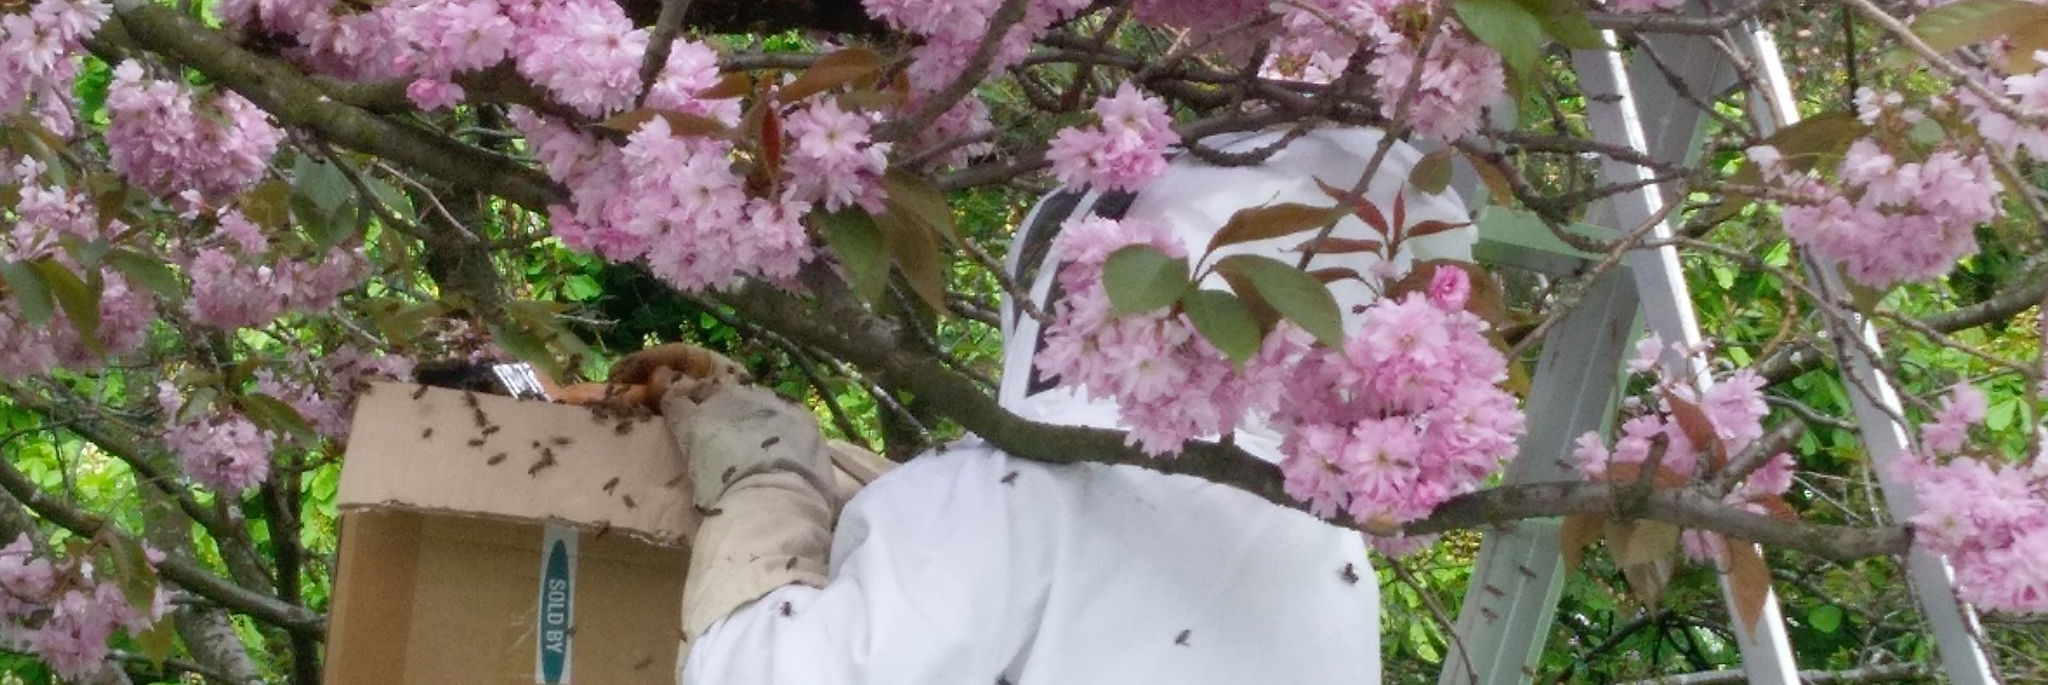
<box><xmin>665</xmin><ymin>379</ymin><xmax>837</xmax><ymax>641</ymax></box>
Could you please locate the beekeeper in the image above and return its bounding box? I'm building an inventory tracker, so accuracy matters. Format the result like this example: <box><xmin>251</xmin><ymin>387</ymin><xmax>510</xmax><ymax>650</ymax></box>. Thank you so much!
<box><xmin>671</xmin><ymin>126</ymin><xmax>1477</xmax><ymax>684</ymax></box>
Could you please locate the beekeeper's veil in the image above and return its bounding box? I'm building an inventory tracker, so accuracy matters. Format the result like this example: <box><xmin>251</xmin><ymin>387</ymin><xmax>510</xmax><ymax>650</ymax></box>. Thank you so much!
<box><xmin>998</xmin><ymin>128</ymin><xmax>1480</xmax><ymax>462</ymax></box>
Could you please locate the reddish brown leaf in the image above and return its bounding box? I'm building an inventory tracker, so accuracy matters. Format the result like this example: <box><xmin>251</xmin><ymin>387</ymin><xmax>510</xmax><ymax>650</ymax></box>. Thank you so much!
<box><xmin>1206</xmin><ymin>203</ymin><xmax>1347</xmax><ymax>254</ymax></box>
<box><xmin>1314</xmin><ymin>178</ymin><xmax>1391</xmax><ymax>236</ymax></box>
<box><xmin>778</xmin><ymin>48</ymin><xmax>885</xmax><ymax>103</ymax></box>
<box><xmin>1722</xmin><ymin>538</ymin><xmax>1772</xmax><ymax>640</ymax></box>
<box><xmin>1605</xmin><ymin>462</ymin><xmax>1691</xmax><ymax>490</ymax></box>
<box><xmin>1662</xmin><ymin>390</ymin><xmax>1730</xmax><ymax>472</ymax></box>
<box><xmin>1406</xmin><ymin>219</ymin><xmax>1474</xmax><ymax>239</ymax></box>
<box><xmin>1559</xmin><ymin>513</ymin><xmax>1603</xmax><ymax>571</ymax></box>
<box><xmin>1306</xmin><ymin>267</ymin><xmax>1367</xmax><ymax>285</ymax></box>
<box><xmin>700</xmin><ymin>72</ymin><xmax>753</xmax><ymax>100</ymax></box>
<box><xmin>1290</xmin><ymin>236</ymin><xmax>1384</xmax><ymax>256</ymax></box>
<box><xmin>595</xmin><ymin>109</ymin><xmax>731</xmax><ymax>138</ymax></box>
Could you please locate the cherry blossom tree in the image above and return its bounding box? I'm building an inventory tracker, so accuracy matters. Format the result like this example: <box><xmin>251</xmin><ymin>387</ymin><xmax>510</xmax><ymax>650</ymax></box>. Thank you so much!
<box><xmin>1</xmin><ymin>0</ymin><xmax>2047</xmax><ymax>681</ymax></box>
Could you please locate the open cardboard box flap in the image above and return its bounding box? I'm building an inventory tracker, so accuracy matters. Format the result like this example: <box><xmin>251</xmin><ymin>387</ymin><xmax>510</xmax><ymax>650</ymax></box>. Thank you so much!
<box><xmin>339</xmin><ymin>381</ymin><xmax>699</xmax><ymax>542</ymax></box>
<box><xmin>327</xmin><ymin>381</ymin><xmax>892</xmax><ymax>684</ymax></box>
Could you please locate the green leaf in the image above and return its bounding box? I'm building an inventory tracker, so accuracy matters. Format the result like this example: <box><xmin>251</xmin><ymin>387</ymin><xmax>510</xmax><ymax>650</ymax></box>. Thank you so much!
<box><xmin>779</xmin><ymin>47</ymin><xmax>885</xmax><ymax>103</ymax></box>
<box><xmin>102</xmin><ymin>533</ymin><xmax>160</xmax><ymax>619</ymax></box>
<box><xmin>106</xmin><ymin>249</ymin><xmax>183</xmax><ymax>299</ymax></box>
<box><xmin>1808</xmin><ymin>604</ymin><xmax>1844</xmax><ymax>634</ymax></box>
<box><xmin>238</xmin><ymin>179</ymin><xmax>293</xmax><ymax>230</ymax></box>
<box><xmin>363</xmin><ymin>176</ymin><xmax>417</xmax><ymax>226</ymax></box>
<box><xmin>1409</xmin><ymin>150</ymin><xmax>1455</xmax><ymax>195</ymax></box>
<box><xmin>291</xmin><ymin>156</ymin><xmax>353</xmax><ymax>218</ymax></box>
<box><xmin>488</xmin><ymin>321</ymin><xmax>563</xmax><ymax>383</ymax></box>
<box><xmin>1102</xmin><ymin>245</ymin><xmax>1191</xmax><ymax>316</ymax></box>
<box><xmin>1533</xmin><ymin>0</ymin><xmax>1608</xmax><ymax>49</ymax></box>
<box><xmin>1205</xmin><ymin>203</ymin><xmax>1347</xmax><ymax>255</ymax></box>
<box><xmin>32</xmin><ymin>260</ymin><xmax>101</xmax><ymax>355</ymax></box>
<box><xmin>1909</xmin><ymin>0</ymin><xmax>2047</xmax><ymax>53</ymax></box>
<box><xmin>1</xmin><ymin>260</ymin><xmax>55</xmax><ymax>326</ymax></box>
<box><xmin>881</xmin><ymin>169</ymin><xmax>963</xmax><ymax>248</ymax></box>
<box><xmin>1180</xmin><ymin>289</ymin><xmax>1262</xmax><ymax>365</ymax></box>
<box><xmin>874</xmin><ymin>209</ymin><xmax>951</xmax><ymax>313</ymax></box>
<box><xmin>819</xmin><ymin>208</ymin><xmax>890</xmax><ymax>302</ymax></box>
<box><xmin>135</xmin><ymin>618</ymin><xmax>177</xmax><ymax>666</ymax></box>
<box><xmin>1213</xmin><ymin>254</ymin><xmax>1344</xmax><ymax>348</ymax></box>
<box><xmin>241</xmin><ymin>393</ymin><xmax>319</xmax><ymax>444</ymax></box>
<box><xmin>1455</xmin><ymin>0</ymin><xmax>1546</xmax><ymax>89</ymax></box>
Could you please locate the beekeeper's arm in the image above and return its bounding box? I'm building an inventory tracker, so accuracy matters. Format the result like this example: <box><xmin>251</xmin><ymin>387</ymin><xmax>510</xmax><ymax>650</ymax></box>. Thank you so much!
<box><xmin>669</xmin><ymin>379</ymin><xmax>1033</xmax><ymax>685</ymax></box>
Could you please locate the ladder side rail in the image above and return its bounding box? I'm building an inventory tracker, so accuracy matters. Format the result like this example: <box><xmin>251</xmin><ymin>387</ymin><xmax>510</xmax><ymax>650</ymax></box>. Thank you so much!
<box><xmin>1728</xmin><ymin>22</ymin><xmax>2002</xmax><ymax>685</ymax></box>
<box><xmin>1570</xmin><ymin>37</ymin><xmax>1803</xmax><ymax>684</ymax></box>
<box><xmin>1437</xmin><ymin>271</ymin><xmax>1641</xmax><ymax>685</ymax></box>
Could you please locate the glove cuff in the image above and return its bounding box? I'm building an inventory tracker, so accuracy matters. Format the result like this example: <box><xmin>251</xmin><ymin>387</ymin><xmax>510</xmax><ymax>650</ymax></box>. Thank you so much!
<box><xmin>680</xmin><ymin>470</ymin><xmax>834</xmax><ymax>641</ymax></box>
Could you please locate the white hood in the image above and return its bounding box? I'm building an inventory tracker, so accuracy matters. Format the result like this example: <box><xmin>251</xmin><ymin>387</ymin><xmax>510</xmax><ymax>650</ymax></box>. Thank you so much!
<box><xmin>997</xmin><ymin>127</ymin><xmax>1479</xmax><ymax>463</ymax></box>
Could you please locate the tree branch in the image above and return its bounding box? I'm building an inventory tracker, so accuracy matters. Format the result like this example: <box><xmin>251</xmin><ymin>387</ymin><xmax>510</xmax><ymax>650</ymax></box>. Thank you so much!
<box><xmin>0</xmin><ymin>453</ymin><xmax>325</xmax><ymax>638</ymax></box>
<box><xmin>715</xmin><ymin>276</ymin><xmax>1911</xmax><ymax>563</ymax></box>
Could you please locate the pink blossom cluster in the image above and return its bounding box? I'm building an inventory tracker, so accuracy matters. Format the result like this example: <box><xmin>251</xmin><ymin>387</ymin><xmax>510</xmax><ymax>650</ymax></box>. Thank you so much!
<box><xmin>1265</xmin><ymin>0</ymin><xmax>1506</xmax><ymax>140</ymax></box>
<box><xmin>513</xmin><ymin>109</ymin><xmax>813</xmax><ymax>291</ymax></box>
<box><xmin>0</xmin><ymin>159</ymin><xmax>158</xmax><ymax>378</ymax></box>
<box><xmin>862</xmin><ymin>0</ymin><xmax>1091</xmax><ymax>166</ymax></box>
<box><xmin>1891</xmin><ymin>384</ymin><xmax>2048</xmax><ymax>613</ymax></box>
<box><xmin>783</xmin><ymin>100</ymin><xmax>890</xmax><ymax>213</ymax></box>
<box><xmin>184</xmin><ymin>212</ymin><xmax>366</xmax><ymax>330</ymax></box>
<box><xmin>1749</xmin><ymin>137</ymin><xmax>2000</xmax><ymax>289</ymax></box>
<box><xmin>1033</xmin><ymin>215</ymin><xmax>1275</xmax><ymax>455</ymax></box>
<box><xmin>159</xmin><ymin>382</ymin><xmax>277</xmax><ymax>491</ymax></box>
<box><xmin>211</xmin><ymin>0</ymin><xmax>406</xmax><ymax>80</ymax></box>
<box><xmin>1036</xmin><ymin>218</ymin><xmax>1525</xmax><ymax>546</ymax></box>
<box><xmin>104</xmin><ymin>61</ymin><xmax>284</xmax><ymax>203</ymax></box>
<box><xmin>0</xmin><ymin>534</ymin><xmax>171</xmax><ymax>681</ymax></box>
<box><xmin>1045</xmin><ymin>83</ymin><xmax>1182</xmax><ymax>192</ymax></box>
<box><xmin>1962</xmin><ymin>54</ymin><xmax>2048</xmax><ymax>162</ymax></box>
<box><xmin>1574</xmin><ymin>340</ymin><xmax>1796</xmax><ymax>563</ymax></box>
<box><xmin>0</xmin><ymin>0</ymin><xmax>108</xmax><ymax>137</ymax></box>
<box><xmin>1270</xmin><ymin>274</ymin><xmax>1524</xmax><ymax>540</ymax></box>
<box><xmin>1130</xmin><ymin>0</ymin><xmax>1269</xmax><ymax>55</ymax></box>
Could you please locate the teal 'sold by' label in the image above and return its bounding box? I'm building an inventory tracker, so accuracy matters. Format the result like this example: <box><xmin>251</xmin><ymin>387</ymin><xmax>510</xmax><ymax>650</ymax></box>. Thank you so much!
<box><xmin>537</xmin><ymin>525</ymin><xmax>577</xmax><ymax>683</ymax></box>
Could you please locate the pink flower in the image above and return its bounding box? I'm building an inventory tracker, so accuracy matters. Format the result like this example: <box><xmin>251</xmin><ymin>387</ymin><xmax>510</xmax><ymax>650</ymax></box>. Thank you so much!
<box><xmin>1045</xmin><ymin>82</ymin><xmax>1179</xmax><ymax>192</ymax></box>
<box><xmin>1427</xmin><ymin>264</ymin><xmax>1470</xmax><ymax>311</ymax></box>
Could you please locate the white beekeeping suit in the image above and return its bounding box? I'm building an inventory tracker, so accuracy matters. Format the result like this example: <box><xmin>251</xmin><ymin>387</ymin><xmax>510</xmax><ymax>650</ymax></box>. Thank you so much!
<box><xmin>676</xmin><ymin>127</ymin><xmax>1477</xmax><ymax>685</ymax></box>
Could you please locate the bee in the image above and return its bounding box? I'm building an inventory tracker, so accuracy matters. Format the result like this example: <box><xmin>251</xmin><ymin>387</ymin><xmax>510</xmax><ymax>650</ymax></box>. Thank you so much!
<box><xmin>1339</xmin><ymin>563</ymin><xmax>1359</xmax><ymax>585</ymax></box>
<box><xmin>695</xmin><ymin>505</ymin><xmax>724</xmax><ymax>517</ymax></box>
<box><xmin>462</xmin><ymin>391</ymin><xmax>479</xmax><ymax>409</ymax></box>
<box><xmin>785</xmin><ymin>557</ymin><xmax>797</xmax><ymax>570</ymax></box>
<box><xmin>1000</xmin><ymin>471</ymin><xmax>1019</xmax><ymax>485</ymax></box>
<box><xmin>603</xmin><ymin>477</ymin><xmax>620</xmax><ymax>493</ymax></box>
<box><xmin>482</xmin><ymin>425</ymin><xmax>501</xmax><ymax>436</ymax></box>
<box><xmin>421</xmin><ymin>427</ymin><xmax>434</xmax><ymax>439</ymax></box>
<box><xmin>595</xmin><ymin>521</ymin><xmax>613</xmax><ymax>539</ymax></box>
<box><xmin>1481</xmin><ymin>607</ymin><xmax>1499</xmax><ymax>620</ymax></box>
<box><xmin>1516</xmin><ymin>564</ymin><xmax>1539</xmax><ymax>580</ymax></box>
<box><xmin>998</xmin><ymin>678</ymin><xmax>1013</xmax><ymax>685</ymax></box>
<box><xmin>467</xmin><ymin>438</ymin><xmax>487</xmax><ymax>448</ymax></box>
<box><xmin>472</xmin><ymin>409</ymin><xmax>490</xmax><ymax>428</ymax></box>
<box><xmin>622</xmin><ymin>495</ymin><xmax>637</xmax><ymax>509</ymax></box>
<box><xmin>721</xmin><ymin>466</ymin><xmax>738</xmax><ymax>484</ymax></box>
<box><xmin>1174</xmin><ymin>629</ymin><xmax>1190</xmax><ymax>646</ymax></box>
<box><xmin>411</xmin><ymin>385</ymin><xmax>431</xmax><ymax>400</ymax></box>
<box><xmin>632</xmin><ymin>656</ymin><xmax>654</xmax><ymax>671</ymax></box>
<box><xmin>1483</xmin><ymin>584</ymin><xmax>1504</xmax><ymax>597</ymax></box>
<box><xmin>551</xmin><ymin>436</ymin><xmax>573</xmax><ymax>446</ymax></box>
<box><xmin>665</xmin><ymin>473</ymin><xmax>687</xmax><ymax>488</ymax></box>
<box><xmin>487</xmin><ymin>453</ymin><xmax>507</xmax><ymax>465</ymax></box>
<box><xmin>529</xmin><ymin>450</ymin><xmax>558</xmax><ymax>476</ymax></box>
<box><xmin>778</xmin><ymin>602</ymin><xmax>793</xmax><ymax>617</ymax></box>
<box><xmin>615</xmin><ymin>421</ymin><xmax>635</xmax><ymax>436</ymax></box>
<box><xmin>760</xmin><ymin>436</ymin><xmax>780</xmax><ymax>449</ymax></box>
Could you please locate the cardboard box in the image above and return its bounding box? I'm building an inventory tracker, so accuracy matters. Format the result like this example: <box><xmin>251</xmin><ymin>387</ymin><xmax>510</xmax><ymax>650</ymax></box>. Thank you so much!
<box><xmin>325</xmin><ymin>382</ymin><xmax>887</xmax><ymax>684</ymax></box>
